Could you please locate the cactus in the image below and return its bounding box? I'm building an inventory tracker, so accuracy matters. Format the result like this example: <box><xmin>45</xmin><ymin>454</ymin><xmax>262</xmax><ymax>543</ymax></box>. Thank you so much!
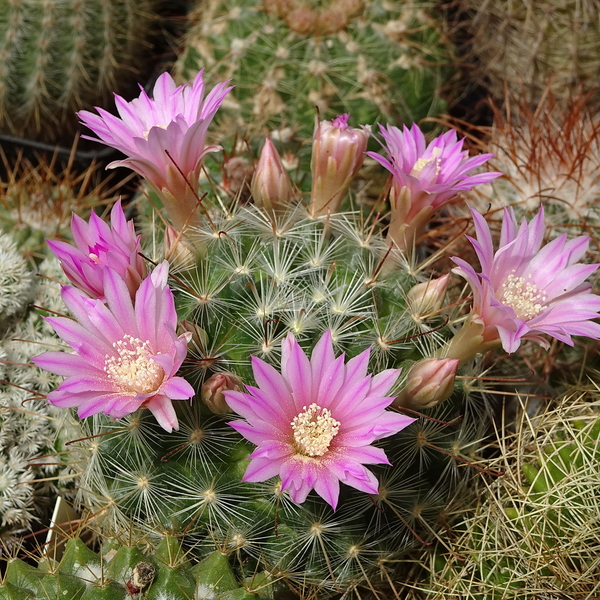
<box><xmin>454</xmin><ymin>0</ymin><xmax>600</xmax><ymax>107</ymax></box>
<box><xmin>58</xmin><ymin>197</ymin><xmax>497</xmax><ymax>598</ymax></box>
<box><xmin>1</xmin><ymin>534</ymin><xmax>268</xmax><ymax>599</ymax></box>
<box><xmin>176</xmin><ymin>0</ymin><xmax>454</xmax><ymax>141</ymax></box>
<box><xmin>0</xmin><ymin>255</ymin><xmax>79</xmax><ymax>547</ymax></box>
<box><xmin>460</xmin><ymin>93</ymin><xmax>600</xmax><ymax>230</ymax></box>
<box><xmin>418</xmin><ymin>394</ymin><xmax>600</xmax><ymax>599</ymax></box>
<box><xmin>0</xmin><ymin>0</ymin><xmax>157</xmax><ymax>142</ymax></box>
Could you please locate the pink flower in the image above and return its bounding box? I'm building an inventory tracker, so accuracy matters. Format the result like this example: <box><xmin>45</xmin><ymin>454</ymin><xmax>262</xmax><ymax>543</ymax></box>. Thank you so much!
<box><xmin>78</xmin><ymin>71</ymin><xmax>233</xmax><ymax>231</ymax></box>
<box><xmin>310</xmin><ymin>114</ymin><xmax>368</xmax><ymax>216</ymax></box>
<box><xmin>367</xmin><ymin>123</ymin><xmax>501</xmax><ymax>251</ymax></box>
<box><xmin>32</xmin><ymin>262</ymin><xmax>195</xmax><ymax>432</ymax></box>
<box><xmin>225</xmin><ymin>331</ymin><xmax>415</xmax><ymax>510</ymax></box>
<box><xmin>48</xmin><ymin>200</ymin><xmax>146</xmax><ymax>300</ymax></box>
<box><xmin>452</xmin><ymin>206</ymin><xmax>600</xmax><ymax>354</ymax></box>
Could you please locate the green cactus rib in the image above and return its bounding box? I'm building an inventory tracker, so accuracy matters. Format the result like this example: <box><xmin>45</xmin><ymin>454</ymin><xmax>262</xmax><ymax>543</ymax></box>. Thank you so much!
<box><xmin>0</xmin><ymin>0</ymin><xmax>156</xmax><ymax>141</ymax></box>
<box><xmin>66</xmin><ymin>203</ymin><xmax>495</xmax><ymax>597</ymax></box>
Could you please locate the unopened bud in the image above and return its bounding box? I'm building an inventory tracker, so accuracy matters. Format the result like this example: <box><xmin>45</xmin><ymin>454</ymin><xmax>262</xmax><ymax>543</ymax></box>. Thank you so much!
<box><xmin>164</xmin><ymin>225</ymin><xmax>196</xmax><ymax>268</ymax></box>
<box><xmin>178</xmin><ymin>321</ymin><xmax>208</xmax><ymax>350</ymax></box>
<box><xmin>310</xmin><ymin>114</ymin><xmax>368</xmax><ymax>217</ymax></box>
<box><xmin>394</xmin><ymin>358</ymin><xmax>459</xmax><ymax>410</ymax></box>
<box><xmin>201</xmin><ymin>372</ymin><xmax>244</xmax><ymax>414</ymax></box>
<box><xmin>407</xmin><ymin>274</ymin><xmax>449</xmax><ymax>318</ymax></box>
<box><xmin>251</xmin><ymin>137</ymin><xmax>295</xmax><ymax>212</ymax></box>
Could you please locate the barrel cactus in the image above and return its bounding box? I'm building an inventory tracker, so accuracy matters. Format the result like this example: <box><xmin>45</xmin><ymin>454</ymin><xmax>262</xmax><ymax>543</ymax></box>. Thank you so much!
<box><xmin>176</xmin><ymin>0</ymin><xmax>455</xmax><ymax>140</ymax></box>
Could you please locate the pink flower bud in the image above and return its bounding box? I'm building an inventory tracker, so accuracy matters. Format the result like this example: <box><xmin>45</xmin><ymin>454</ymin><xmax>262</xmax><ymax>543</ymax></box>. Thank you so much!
<box><xmin>310</xmin><ymin>114</ymin><xmax>368</xmax><ymax>216</ymax></box>
<box><xmin>251</xmin><ymin>137</ymin><xmax>294</xmax><ymax>212</ymax></box>
<box><xmin>201</xmin><ymin>372</ymin><xmax>244</xmax><ymax>414</ymax></box>
<box><xmin>407</xmin><ymin>274</ymin><xmax>450</xmax><ymax>318</ymax></box>
<box><xmin>164</xmin><ymin>225</ymin><xmax>196</xmax><ymax>268</ymax></box>
<box><xmin>394</xmin><ymin>357</ymin><xmax>459</xmax><ymax>410</ymax></box>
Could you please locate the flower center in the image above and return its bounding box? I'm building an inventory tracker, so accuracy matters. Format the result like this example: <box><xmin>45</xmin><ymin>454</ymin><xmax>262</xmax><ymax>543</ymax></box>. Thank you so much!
<box><xmin>291</xmin><ymin>403</ymin><xmax>340</xmax><ymax>457</ymax></box>
<box><xmin>499</xmin><ymin>272</ymin><xmax>547</xmax><ymax>320</ymax></box>
<box><xmin>104</xmin><ymin>334</ymin><xmax>164</xmax><ymax>394</ymax></box>
<box><xmin>410</xmin><ymin>147</ymin><xmax>442</xmax><ymax>180</ymax></box>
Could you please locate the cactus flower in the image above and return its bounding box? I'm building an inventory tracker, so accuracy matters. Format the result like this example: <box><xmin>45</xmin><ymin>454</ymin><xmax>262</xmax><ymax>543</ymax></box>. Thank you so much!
<box><xmin>48</xmin><ymin>200</ymin><xmax>146</xmax><ymax>301</ymax></box>
<box><xmin>447</xmin><ymin>206</ymin><xmax>600</xmax><ymax>361</ymax></box>
<box><xmin>225</xmin><ymin>330</ymin><xmax>415</xmax><ymax>510</ymax></box>
<box><xmin>32</xmin><ymin>262</ymin><xmax>195</xmax><ymax>433</ymax></box>
<box><xmin>367</xmin><ymin>123</ymin><xmax>501</xmax><ymax>252</ymax></box>
<box><xmin>310</xmin><ymin>114</ymin><xmax>368</xmax><ymax>217</ymax></box>
<box><xmin>251</xmin><ymin>137</ymin><xmax>294</xmax><ymax>212</ymax></box>
<box><xmin>78</xmin><ymin>71</ymin><xmax>233</xmax><ymax>232</ymax></box>
<box><xmin>394</xmin><ymin>358</ymin><xmax>460</xmax><ymax>410</ymax></box>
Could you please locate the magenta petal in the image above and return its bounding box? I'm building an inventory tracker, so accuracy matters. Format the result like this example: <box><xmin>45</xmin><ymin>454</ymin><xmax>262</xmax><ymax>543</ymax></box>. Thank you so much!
<box><xmin>227</xmin><ymin>329</ymin><xmax>415</xmax><ymax>509</ymax></box>
<box><xmin>243</xmin><ymin>457</ymin><xmax>286</xmax><ymax>483</ymax></box>
<box><xmin>144</xmin><ymin>394</ymin><xmax>178</xmax><ymax>432</ymax></box>
<box><xmin>160</xmin><ymin>376</ymin><xmax>195</xmax><ymax>400</ymax></box>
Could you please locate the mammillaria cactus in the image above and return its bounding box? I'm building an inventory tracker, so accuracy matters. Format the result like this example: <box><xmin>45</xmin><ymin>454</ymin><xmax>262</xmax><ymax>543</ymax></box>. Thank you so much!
<box><xmin>30</xmin><ymin>70</ymin><xmax>600</xmax><ymax>598</ymax></box>
<box><xmin>176</xmin><ymin>0</ymin><xmax>454</xmax><ymax>140</ymax></box>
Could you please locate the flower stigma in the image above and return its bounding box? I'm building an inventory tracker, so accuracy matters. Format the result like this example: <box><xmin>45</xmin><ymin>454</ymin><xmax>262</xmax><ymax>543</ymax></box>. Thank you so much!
<box><xmin>291</xmin><ymin>403</ymin><xmax>340</xmax><ymax>457</ymax></box>
<box><xmin>499</xmin><ymin>272</ymin><xmax>547</xmax><ymax>320</ymax></box>
<box><xmin>104</xmin><ymin>334</ymin><xmax>163</xmax><ymax>394</ymax></box>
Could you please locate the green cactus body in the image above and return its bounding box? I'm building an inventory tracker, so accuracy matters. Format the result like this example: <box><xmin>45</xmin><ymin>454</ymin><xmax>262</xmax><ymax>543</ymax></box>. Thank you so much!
<box><xmin>65</xmin><ymin>202</ymin><xmax>494</xmax><ymax>597</ymax></box>
<box><xmin>0</xmin><ymin>0</ymin><xmax>156</xmax><ymax>141</ymax></box>
<box><xmin>176</xmin><ymin>0</ymin><xmax>454</xmax><ymax>139</ymax></box>
<box><xmin>422</xmin><ymin>397</ymin><xmax>600</xmax><ymax>599</ymax></box>
<box><xmin>0</xmin><ymin>536</ymin><xmax>260</xmax><ymax>599</ymax></box>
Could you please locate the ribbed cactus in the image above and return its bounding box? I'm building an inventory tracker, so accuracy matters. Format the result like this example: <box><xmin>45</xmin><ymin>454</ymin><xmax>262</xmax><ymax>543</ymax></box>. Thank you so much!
<box><xmin>455</xmin><ymin>0</ymin><xmax>600</xmax><ymax>107</ymax></box>
<box><xmin>0</xmin><ymin>0</ymin><xmax>157</xmax><ymax>142</ymax></box>
<box><xmin>176</xmin><ymin>0</ymin><xmax>454</xmax><ymax>140</ymax></box>
<box><xmin>1</xmin><ymin>534</ymin><xmax>268</xmax><ymax>599</ymax></box>
<box><xmin>420</xmin><ymin>395</ymin><xmax>600</xmax><ymax>598</ymax></box>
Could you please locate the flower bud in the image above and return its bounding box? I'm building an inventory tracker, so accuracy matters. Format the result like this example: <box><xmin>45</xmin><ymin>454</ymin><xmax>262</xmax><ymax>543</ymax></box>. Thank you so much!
<box><xmin>407</xmin><ymin>274</ymin><xmax>450</xmax><ymax>318</ymax></box>
<box><xmin>394</xmin><ymin>358</ymin><xmax>460</xmax><ymax>410</ymax></box>
<box><xmin>178</xmin><ymin>321</ymin><xmax>208</xmax><ymax>349</ymax></box>
<box><xmin>251</xmin><ymin>137</ymin><xmax>295</xmax><ymax>212</ymax></box>
<box><xmin>310</xmin><ymin>114</ymin><xmax>368</xmax><ymax>217</ymax></box>
<box><xmin>164</xmin><ymin>225</ymin><xmax>196</xmax><ymax>268</ymax></box>
<box><xmin>201</xmin><ymin>372</ymin><xmax>244</xmax><ymax>414</ymax></box>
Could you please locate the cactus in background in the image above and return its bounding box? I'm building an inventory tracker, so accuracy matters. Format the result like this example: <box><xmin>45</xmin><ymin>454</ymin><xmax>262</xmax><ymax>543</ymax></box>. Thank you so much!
<box><xmin>454</xmin><ymin>0</ymin><xmax>600</xmax><ymax>108</ymax></box>
<box><xmin>0</xmin><ymin>148</ymin><xmax>122</xmax><ymax>260</ymax></box>
<box><xmin>0</xmin><ymin>0</ymin><xmax>158</xmax><ymax>142</ymax></box>
<box><xmin>419</xmin><ymin>394</ymin><xmax>600</xmax><ymax>599</ymax></box>
<box><xmin>0</xmin><ymin>255</ymin><xmax>80</xmax><ymax>547</ymax></box>
<box><xmin>176</xmin><ymin>0</ymin><xmax>454</xmax><ymax>141</ymax></box>
<box><xmin>1</xmin><ymin>534</ymin><xmax>267</xmax><ymax>599</ymax></box>
<box><xmin>459</xmin><ymin>94</ymin><xmax>600</xmax><ymax>236</ymax></box>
